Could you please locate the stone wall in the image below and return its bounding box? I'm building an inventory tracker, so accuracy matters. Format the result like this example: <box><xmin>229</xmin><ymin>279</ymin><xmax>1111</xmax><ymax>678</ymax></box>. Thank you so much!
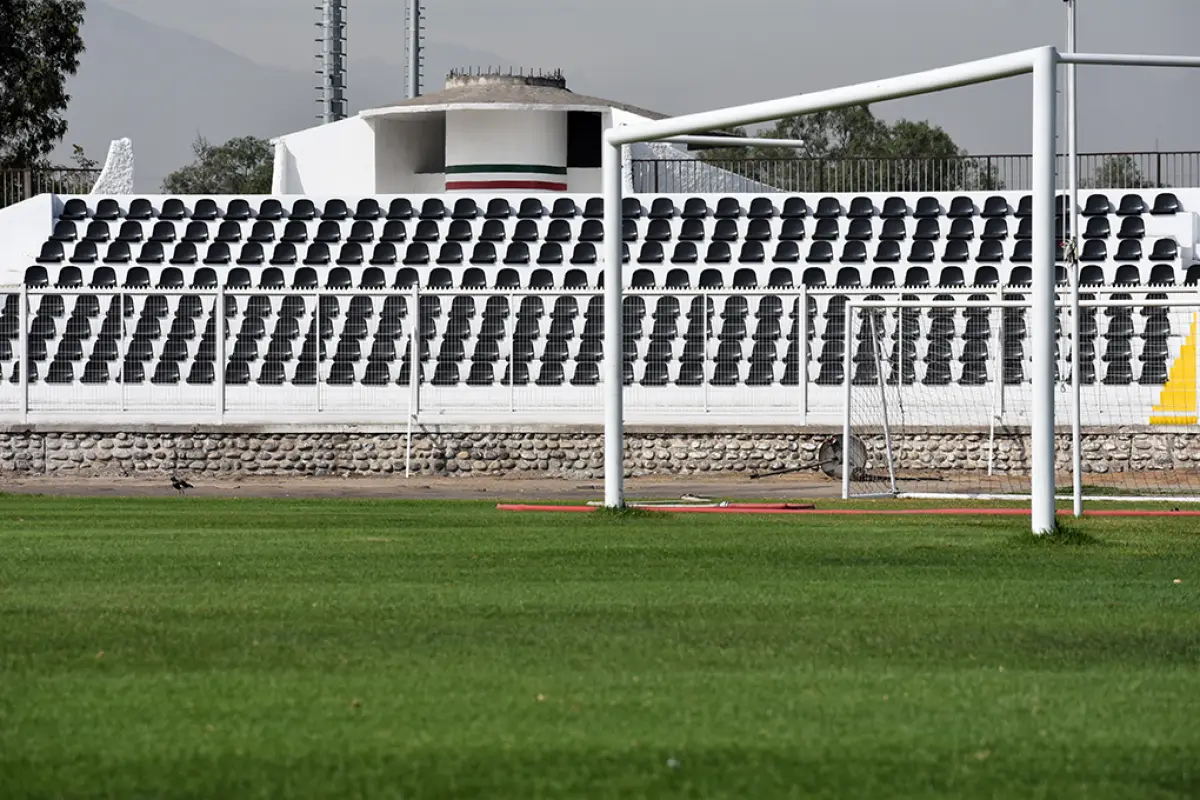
<box><xmin>2</xmin><ymin>426</ymin><xmax>1200</xmax><ymax>480</ymax></box>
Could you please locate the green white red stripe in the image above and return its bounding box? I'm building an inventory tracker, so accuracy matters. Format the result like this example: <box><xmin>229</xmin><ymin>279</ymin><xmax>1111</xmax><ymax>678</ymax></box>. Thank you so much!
<box><xmin>445</xmin><ymin>163</ymin><xmax>568</xmax><ymax>192</ymax></box>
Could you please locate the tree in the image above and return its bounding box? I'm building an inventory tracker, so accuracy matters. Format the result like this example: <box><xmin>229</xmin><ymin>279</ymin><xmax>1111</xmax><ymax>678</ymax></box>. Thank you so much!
<box><xmin>69</xmin><ymin>143</ymin><xmax>97</xmax><ymax>171</ymax></box>
<box><xmin>0</xmin><ymin>0</ymin><xmax>87</xmax><ymax>167</ymax></box>
<box><xmin>1083</xmin><ymin>154</ymin><xmax>1157</xmax><ymax>190</ymax></box>
<box><xmin>697</xmin><ymin>105</ymin><xmax>1002</xmax><ymax>192</ymax></box>
<box><xmin>163</xmin><ymin>135</ymin><xmax>274</xmax><ymax>194</ymax></box>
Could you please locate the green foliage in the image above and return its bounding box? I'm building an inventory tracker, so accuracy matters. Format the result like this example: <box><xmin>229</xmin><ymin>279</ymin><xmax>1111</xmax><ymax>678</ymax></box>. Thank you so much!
<box><xmin>69</xmin><ymin>143</ymin><xmax>97</xmax><ymax>171</ymax></box>
<box><xmin>0</xmin><ymin>0</ymin><xmax>87</xmax><ymax>168</ymax></box>
<box><xmin>162</xmin><ymin>135</ymin><xmax>274</xmax><ymax>194</ymax></box>
<box><xmin>2</xmin><ymin>497</ymin><xmax>1199</xmax><ymax>798</ymax></box>
<box><xmin>699</xmin><ymin>105</ymin><xmax>1003</xmax><ymax>192</ymax></box>
<box><xmin>1084</xmin><ymin>154</ymin><xmax>1158</xmax><ymax>190</ymax></box>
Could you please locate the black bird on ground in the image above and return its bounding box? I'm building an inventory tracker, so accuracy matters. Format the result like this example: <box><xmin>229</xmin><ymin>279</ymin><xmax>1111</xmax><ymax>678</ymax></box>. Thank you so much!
<box><xmin>171</xmin><ymin>476</ymin><xmax>194</xmax><ymax>496</ymax></box>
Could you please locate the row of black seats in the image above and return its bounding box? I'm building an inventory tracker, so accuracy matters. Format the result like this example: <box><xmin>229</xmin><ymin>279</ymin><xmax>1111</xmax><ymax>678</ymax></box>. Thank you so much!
<box><xmin>56</xmin><ymin>192</ymin><xmax>1186</xmax><ymax>225</ymax></box>
<box><xmin>29</xmin><ymin>235</ymin><xmax>1186</xmax><ymax>278</ymax></box>
<box><xmin>40</xmin><ymin>212</ymin><xmax>1169</xmax><ymax>255</ymax></box>
<box><xmin>2</xmin><ymin>350</ymin><xmax>1170</xmax><ymax>388</ymax></box>
<box><xmin>21</xmin><ymin>261</ymin><xmax>1198</xmax><ymax>297</ymax></box>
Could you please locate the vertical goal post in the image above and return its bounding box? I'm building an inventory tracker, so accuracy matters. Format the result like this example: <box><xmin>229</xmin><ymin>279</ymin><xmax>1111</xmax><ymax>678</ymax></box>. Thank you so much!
<box><xmin>601</xmin><ymin>46</ymin><xmax>1200</xmax><ymax>533</ymax></box>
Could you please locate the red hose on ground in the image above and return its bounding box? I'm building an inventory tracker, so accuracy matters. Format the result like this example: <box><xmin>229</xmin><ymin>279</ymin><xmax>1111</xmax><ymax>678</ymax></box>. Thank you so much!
<box><xmin>495</xmin><ymin>504</ymin><xmax>1200</xmax><ymax>517</ymax></box>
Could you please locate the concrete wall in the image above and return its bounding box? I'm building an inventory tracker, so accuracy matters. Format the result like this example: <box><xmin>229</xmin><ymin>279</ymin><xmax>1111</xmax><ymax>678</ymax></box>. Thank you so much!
<box><xmin>0</xmin><ymin>194</ymin><xmax>55</xmax><ymax>285</ymax></box>
<box><xmin>445</xmin><ymin>109</ymin><xmax>568</xmax><ymax>191</ymax></box>
<box><xmin>2</xmin><ymin>426</ymin><xmax>1198</xmax><ymax>486</ymax></box>
<box><xmin>277</xmin><ymin>117</ymin><xmax>376</xmax><ymax>195</ymax></box>
<box><xmin>374</xmin><ymin>116</ymin><xmax>446</xmax><ymax>194</ymax></box>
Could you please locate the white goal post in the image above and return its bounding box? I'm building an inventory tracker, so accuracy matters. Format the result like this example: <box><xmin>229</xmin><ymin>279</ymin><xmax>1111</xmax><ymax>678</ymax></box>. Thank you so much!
<box><xmin>601</xmin><ymin>46</ymin><xmax>1200</xmax><ymax>533</ymax></box>
<box><xmin>841</xmin><ymin>292</ymin><xmax>1200</xmax><ymax>505</ymax></box>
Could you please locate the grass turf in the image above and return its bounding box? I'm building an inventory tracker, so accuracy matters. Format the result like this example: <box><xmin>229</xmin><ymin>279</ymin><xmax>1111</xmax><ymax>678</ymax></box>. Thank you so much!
<box><xmin>0</xmin><ymin>496</ymin><xmax>1198</xmax><ymax>799</ymax></box>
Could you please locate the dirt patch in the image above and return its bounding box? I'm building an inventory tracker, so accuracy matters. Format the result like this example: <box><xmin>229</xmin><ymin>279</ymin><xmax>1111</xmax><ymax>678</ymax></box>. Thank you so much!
<box><xmin>0</xmin><ymin>472</ymin><xmax>845</xmax><ymax>502</ymax></box>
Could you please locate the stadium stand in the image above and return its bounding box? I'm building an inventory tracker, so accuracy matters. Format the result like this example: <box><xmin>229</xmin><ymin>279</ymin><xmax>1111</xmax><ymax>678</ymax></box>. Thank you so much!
<box><xmin>1</xmin><ymin>189</ymin><xmax>1195</xmax><ymax>405</ymax></box>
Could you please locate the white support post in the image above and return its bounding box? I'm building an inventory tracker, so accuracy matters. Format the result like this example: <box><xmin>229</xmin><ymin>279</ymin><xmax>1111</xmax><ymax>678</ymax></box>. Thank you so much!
<box><xmin>314</xmin><ymin>291</ymin><xmax>323</xmax><ymax>413</ymax></box>
<box><xmin>410</xmin><ymin>286</ymin><xmax>421</xmax><ymax>414</ymax></box>
<box><xmin>1194</xmin><ymin>284</ymin><xmax>1200</xmax><ymax>434</ymax></box>
<box><xmin>1032</xmin><ymin>46</ymin><xmax>1060</xmax><ymax>534</ymax></box>
<box><xmin>405</xmin><ymin>285</ymin><xmax>421</xmax><ymax>478</ymax></box>
<box><xmin>1067</xmin><ymin>0</ymin><xmax>1083</xmax><ymax>519</ymax></box>
<box><xmin>601</xmin><ymin>136</ymin><xmax>625</xmax><ymax>508</ymax></box>
<box><xmin>507</xmin><ymin>291</ymin><xmax>515</xmax><ymax>413</ymax></box>
<box><xmin>119</xmin><ymin>289</ymin><xmax>126</xmax><ymax>413</ymax></box>
<box><xmin>869</xmin><ymin>310</ymin><xmax>898</xmax><ymax>495</ymax></box>
<box><xmin>404</xmin><ymin>331</ymin><xmax>414</xmax><ymax>479</ymax></box>
<box><xmin>19</xmin><ymin>285</ymin><xmax>28</xmax><ymax>423</ymax></box>
<box><xmin>842</xmin><ymin>300</ymin><xmax>854</xmax><ymax>500</ymax></box>
<box><xmin>989</xmin><ymin>284</ymin><xmax>1003</xmax><ymax>476</ymax></box>
<box><xmin>799</xmin><ymin>284</ymin><xmax>809</xmax><ymax>423</ymax></box>
<box><xmin>702</xmin><ymin>291</ymin><xmax>710</xmax><ymax>414</ymax></box>
<box><xmin>215</xmin><ymin>286</ymin><xmax>226</xmax><ymax>422</ymax></box>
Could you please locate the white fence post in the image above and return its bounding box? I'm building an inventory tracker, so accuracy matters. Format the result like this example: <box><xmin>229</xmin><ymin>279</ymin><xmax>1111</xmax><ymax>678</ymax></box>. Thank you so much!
<box><xmin>842</xmin><ymin>299</ymin><xmax>854</xmax><ymax>500</ymax></box>
<box><xmin>215</xmin><ymin>285</ymin><xmax>225</xmax><ymax>423</ymax></box>
<box><xmin>119</xmin><ymin>289</ymin><xmax>126</xmax><ymax>414</ymax></box>
<box><xmin>315</xmin><ymin>291</ymin><xmax>324</xmax><ymax>413</ymax></box>
<box><xmin>507</xmin><ymin>290</ymin><xmax>515</xmax><ymax>413</ymax></box>
<box><xmin>1194</xmin><ymin>283</ymin><xmax>1200</xmax><ymax>430</ymax></box>
<box><xmin>411</xmin><ymin>285</ymin><xmax>421</xmax><ymax>416</ymax></box>
<box><xmin>19</xmin><ymin>284</ymin><xmax>28</xmax><ymax>423</ymax></box>
<box><xmin>702</xmin><ymin>290</ymin><xmax>710</xmax><ymax>414</ymax></box>
<box><xmin>799</xmin><ymin>284</ymin><xmax>808</xmax><ymax>424</ymax></box>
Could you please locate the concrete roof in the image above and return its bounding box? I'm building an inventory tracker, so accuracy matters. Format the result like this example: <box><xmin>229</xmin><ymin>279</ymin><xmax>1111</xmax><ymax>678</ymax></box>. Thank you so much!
<box><xmin>359</xmin><ymin>75</ymin><xmax>667</xmax><ymax>121</ymax></box>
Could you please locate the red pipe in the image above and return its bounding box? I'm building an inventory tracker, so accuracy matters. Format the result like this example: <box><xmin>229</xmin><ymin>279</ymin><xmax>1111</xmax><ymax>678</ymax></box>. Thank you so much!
<box><xmin>495</xmin><ymin>504</ymin><xmax>1200</xmax><ymax>517</ymax></box>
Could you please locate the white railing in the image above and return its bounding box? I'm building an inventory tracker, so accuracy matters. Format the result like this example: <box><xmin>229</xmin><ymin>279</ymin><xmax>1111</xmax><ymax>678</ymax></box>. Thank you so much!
<box><xmin>1</xmin><ymin>284</ymin><xmax>1198</xmax><ymax>429</ymax></box>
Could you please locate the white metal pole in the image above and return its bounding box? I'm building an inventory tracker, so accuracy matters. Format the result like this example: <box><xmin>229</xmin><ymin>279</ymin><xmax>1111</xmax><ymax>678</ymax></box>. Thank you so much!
<box><xmin>405</xmin><ymin>334</ymin><xmax>414</xmax><ymax>478</ymax></box>
<box><xmin>657</xmin><ymin>135</ymin><xmax>807</xmax><ymax>148</ymax></box>
<box><xmin>869</xmin><ymin>311</ymin><xmax>898</xmax><ymax>494</ymax></box>
<box><xmin>989</xmin><ymin>284</ymin><xmax>1002</xmax><ymax>476</ymax></box>
<box><xmin>702</xmin><ymin>291</ymin><xmax>710</xmax><ymax>414</ymax></box>
<box><xmin>608</xmin><ymin>50</ymin><xmax>1040</xmax><ymax>147</ymax></box>
<box><xmin>799</xmin><ymin>285</ymin><xmax>809</xmax><ymax>423</ymax></box>
<box><xmin>409</xmin><ymin>286</ymin><xmax>420</xmax><ymax>417</ymax></box>
<box><xmin>842</xmin><ymin>300</ymin><xmax>853</xmax><ymax>500</ymax></box>
<box><xmin>19</xmin><ymin>285</ymin><xmax>28</xmax><ymax>422</ymax></box>
<box><xmin>1032</xmin><ymin>46</ymin><xmax>1060</xmax><ymax>535</ymax></box>
<box><xmin>215</xmin><ymin>286</ymin><xmax>226</xmax><ymax>423</ymax></box>
<box><xmin>1194</xmin><ymin>298</ymin><xmax>1199</xmax><ymax>431</ymax></box>
<box><xmin>315</xmin><ymin>291</ymin><xmax>323</xmax><ymax>413</ymax></box>
<box><xmin>507</xmin><ymin>291</ymin><xmax>515</xmax><ymax>413</ymax></box>
<box><xmin>601</xmin><ymin>136</ymin><xmax>625</xmax><ymax>508</ymax></box>
<box><xmin>119</xmin><ymin>289</ymin><xmax>126</xmax><ymax>413</ymax></box>
<box><xmin>1067</xmin><ymin>0</ymin><xmax>1083</xmax><ymax>518</ymax></box>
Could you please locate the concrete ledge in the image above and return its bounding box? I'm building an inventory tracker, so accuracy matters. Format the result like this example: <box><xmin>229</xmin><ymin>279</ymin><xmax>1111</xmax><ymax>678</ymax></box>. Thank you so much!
<box><xmin>2</xmin><ymin>428</ymin><xmax>1199</xmax><ymax>481</ymax></box>
<box><xmin>1</xmin><ymin>421</ymin><xmax>1191</xmax><ymax>436</ymax></box>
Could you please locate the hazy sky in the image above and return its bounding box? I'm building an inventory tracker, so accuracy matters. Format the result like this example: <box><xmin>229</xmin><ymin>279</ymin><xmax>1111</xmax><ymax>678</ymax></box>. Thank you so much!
<box><xmin>88</xmin><ymin>0</ymin><xmax>1200</xmax><ymax>170</ymax></box>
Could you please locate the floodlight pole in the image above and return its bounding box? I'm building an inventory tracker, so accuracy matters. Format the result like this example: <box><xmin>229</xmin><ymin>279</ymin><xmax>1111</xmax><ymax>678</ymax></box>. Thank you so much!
<box><xmin>1032</xmin><ymin>46</ymin><xmax>1059</xmax><ymax>534</ymax></box>
<box><xmin>1067</xmin><ymin>0</ymin><xmax>1083</xmax><ymax>519</ymax></box>
<box><xmin>602</xmin><ymin>136</ymin><xmax>625</xmax><ymax>508</ymax></box>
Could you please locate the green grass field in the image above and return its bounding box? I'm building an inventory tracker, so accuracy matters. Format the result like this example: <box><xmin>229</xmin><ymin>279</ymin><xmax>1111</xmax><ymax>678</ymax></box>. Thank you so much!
<box><xmin>1</xmin><ymin>496</ymin><xmax>1198</xmax><ymax>799</ymax></box>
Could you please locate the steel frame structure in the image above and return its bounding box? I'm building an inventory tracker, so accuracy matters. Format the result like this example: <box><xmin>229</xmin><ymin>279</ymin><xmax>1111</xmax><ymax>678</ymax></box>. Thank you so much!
<box><xmin>601</xmin><ymin>46</ymin><xmax>1200</xmax><ymax>533</ymax></box>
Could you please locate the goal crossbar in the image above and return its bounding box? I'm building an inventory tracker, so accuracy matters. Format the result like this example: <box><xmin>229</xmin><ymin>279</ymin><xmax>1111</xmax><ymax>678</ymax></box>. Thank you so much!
<box><xmin>601</xmin><ymin>46</ymin><xmax>1200</xmax><ymax>533</ymax></box>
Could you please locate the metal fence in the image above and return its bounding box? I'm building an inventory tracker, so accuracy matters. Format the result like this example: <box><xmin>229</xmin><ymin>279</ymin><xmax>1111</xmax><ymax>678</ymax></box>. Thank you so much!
<box><xmin>2</xmin><ymin>285</ymin><xmax>1197</xmax><ymax>430</ymax></box>
<box><xmin>0</xmin><ymin>168</ymin><xmax>101</xmax><ymax>209</ymax></box>
<box><xmin>632</xmin><ymin>151</ymin><xmax>1200</xmax><ymax>194</ymax></box>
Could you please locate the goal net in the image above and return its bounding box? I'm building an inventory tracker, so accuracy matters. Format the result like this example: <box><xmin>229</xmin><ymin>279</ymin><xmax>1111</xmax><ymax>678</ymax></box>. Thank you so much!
<box><xmin>842</xmin><ymin>290</ymin><xmax>1200</xmax><ymax>503</ymax></box>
